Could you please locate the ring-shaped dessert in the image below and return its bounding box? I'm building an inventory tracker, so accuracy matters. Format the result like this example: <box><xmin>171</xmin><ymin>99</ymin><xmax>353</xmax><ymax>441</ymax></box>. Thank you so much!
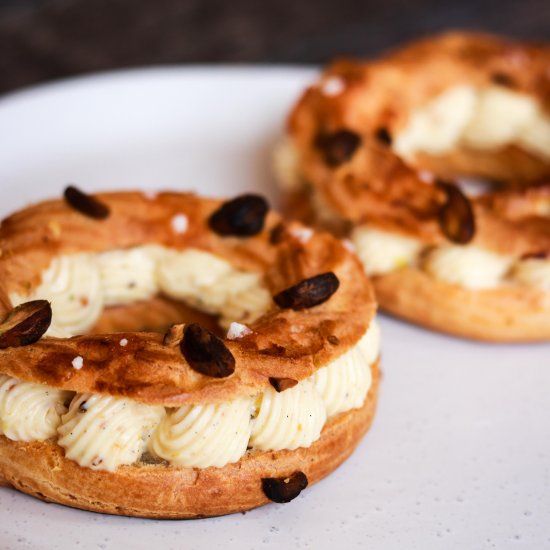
<box><xmin>0</xmin><ymin>188</ymin><xmax>380</xmax><ymax>517</ymax></box>
<box><xmin>277</xmin><ymin>31</ymin><xmax>550</xmax><ymax>341</ymax></box>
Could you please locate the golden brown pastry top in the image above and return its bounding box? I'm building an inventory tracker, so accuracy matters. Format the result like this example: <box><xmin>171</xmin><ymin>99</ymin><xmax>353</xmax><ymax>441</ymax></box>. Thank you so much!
<box><xmin>290</xmin><ymin>31</ymin><xmax>550</xmax><ymax>141</ymax></box>
<box><xmin>0</xmin><ymin>191</ymin><xmax>376</xmax><ymax>405</ymax></box>
<box><xmin>287</xmin><ymin>31</ymin><xmax>550</xmax><ymax>255</ymax></box>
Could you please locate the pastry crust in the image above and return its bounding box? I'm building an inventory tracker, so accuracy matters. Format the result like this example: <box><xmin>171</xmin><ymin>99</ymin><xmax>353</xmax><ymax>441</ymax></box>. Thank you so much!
<box><xmin>0</xmin><ymin>189</ymin><xmax>380</xmax><ymax>516</ymax></box>
<box><xmin>0</xmin><ymin>191</ymin><xmax>376</xmax><ymax>405</ymax></box>
<box><xmin>373</xmin><ymin>270</ymin><xmax>550</xmax><ymax>342</ymax></box>
<box><xmin>0</xmin><ymin>361</ymin><xmax>379</xmax><ymax>518</ymax></box>
<box><xmin>280</xmin><ymin>31</ymin><xmax>550</xmax><ymax>341</ymax></box>
<box><xmin>289</xmin><ymin>31</ymin><xmax>550</xmax><ymax>184</ymax></box>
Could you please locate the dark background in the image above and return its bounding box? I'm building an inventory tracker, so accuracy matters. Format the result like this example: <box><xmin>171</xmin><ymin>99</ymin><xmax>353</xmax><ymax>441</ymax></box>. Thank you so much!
<box><xmin>1</xmin><ymin>0</ymin><xmax>549</xmax><ymax>95</ymax></box>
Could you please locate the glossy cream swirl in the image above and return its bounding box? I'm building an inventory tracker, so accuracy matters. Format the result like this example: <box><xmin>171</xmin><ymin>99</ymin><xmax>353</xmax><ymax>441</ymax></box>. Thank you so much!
<box><xmin>423</xmin><ymin>245</ymin><xmax>514</xmax><ymax>289</ymax></box>
<box><xmin>151</xmin><ymin>398</ymin><xmax>253</xmax><ymax>468</ymax></box>
<box><xmin>462</xmin><ymin>87</ymin><xmax>538</xmax><ymax>150</ymax></box>
<box><xmin>394</xmin><ymin>85</ymin><xmax>550</xmax><ymax>160</ymax></box>
<box><xmin>351</xmin><ymin>225</ymin><xmax>424</xmax><ymax>275</ymax></box>
<box><xmin>394</xmin><ymin>85</ymin><xmax>477</xmax><ymax>158</ymax></box>
<box><xmin>313</xmin><ymin>320</ymin><xmax>379</xmax><ymax>417</ymax></box>
<box><xmin>11</xmin><ymin>253</ymin><xmax>104</xmax><ymax>336</ymax></box>
<box><xmin>0</xmin><ymin>375</ymin><xmax>72</xmax><ymax>442</ymax></box>
<box><xmin>57</xmin><ymin>394</ymin><xmax>165</xmax><ymax>472</ymax></box>
<box><xmin>511</xmin><ymin>257</ymin><xmax>550</xmax><ymax>290</ymax></box>
<box><xmin>158</xmin><ymin>248</ymin><xmax>270</xmax><ymax>323</ymax></box>
<box><xmin>218</xmin><ymin>277</ymin><xmax>272</xmax><ymax>329</ymax></box>
<box><xmin>250</xmin><ymin>379</ymin><xmax>326</xmax><ymax>452</ymax></box>
<box><xmin>97</xmin><ymin>245</ymin><xmax>162</xmax><ymax>306</ymax></box>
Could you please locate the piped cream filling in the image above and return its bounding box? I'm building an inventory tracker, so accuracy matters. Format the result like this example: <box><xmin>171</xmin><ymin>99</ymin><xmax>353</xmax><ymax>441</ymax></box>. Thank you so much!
<box><xmin>0</xmin><ymin>319</ymin><xmax>379</xmax><ymax>471</ymax></box>
<box><xmin>250</xmin><ymin>380</ymin><xmax>327</xmax><ymax>452</ymax></box>
<box><xmin>157</xmin><ymin>249</ymin><xmax>271</xmax><ymax>330</ymax></box>
<box><xmin>351</xmin><ymin>226</ymin><xmax>424</xmax><ymax>275</ymax></box>
<box><xmin>150</xmin><ymin>398</ymin><xmax>254</xmax><ymax>468</ymax></box>
<box><xmin>394</xmin><ymin>85</ymin><xmax>550</xmax><ymax>161</ymax></box>
<box><xmin>313</xmin><ymin>320</ymin><xmax>380</xmax><ymax>417</ymax></box>
<box><xmin>57</xmin><ymin>394</ymin><xmax>165</xmax><ymax>472</ymax></box>
<box><xmin>351</xmin><ymin>224</ymin><xmax>550</xmax><ymax>290</ymax></box>
<box><xmin>0</xmin><ymin>375</ymin><xmax>71</xmax><ymax>442</ymax></box>
<box><xmin>97</xmin><ymin>245</ymin><xmax>163</xmax><ymax>306</ymax></box>
<box><xmin>423</xmin><ymin>246</ymin><xmax>514</xmax><ymax>290</ymax></box>
<box><xmin>11</xmin><ymin>254</ymin><xmax>104</xmax><ymax>336</ymax></box>
<box><xmin>10</xmin><ymin>246</ymin><xmax>272</xmax><ymax>336</ymax></box>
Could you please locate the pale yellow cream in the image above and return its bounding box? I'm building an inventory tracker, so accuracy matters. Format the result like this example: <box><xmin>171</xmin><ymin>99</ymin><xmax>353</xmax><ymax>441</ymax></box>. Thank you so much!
<box><xmin>10</xmin><ymin>245</ymin><xmax>272</xmax><ymax>336</ymax></box>
<box><xmin>0</xmin><ymin>375</ymin><xmax>71</xmax><ymax>442</ymax></box>
<box><xmin>250</xmin><ymin>379</ymin><xmax>327</xmax><ymax>452</ymax></box>
<box><xmin>0</xmin><ymin>314</ymin><xmax>380</xmax><ymax>471</ymax></box>
<box><xmin>157</xmin><ymin>248</ymin><xmax>271</xmax><ymax>328</ymax></box>
<box><xmin>394</xmin><ymin>85</ymin><xmax>477</xmax><ymax>158</ymax></box>
<box><xmin>57</xmin><ymin>393</ymin><xmax>165</xmax><ymax>472</ymax></box>
<box><xmin>97</xmin><ymin>245</ymin><xmax>162</xmax><ymax>306</ymax></box>
<box><xmin>351</xmin><ymin>225</ymin><xmax>424</xmax><ymax>275</ymax></box>
<box><xmin>394</xmin><ymin>85</ymin><xmax>550</xmax><ymax>161</ymax></box>
<box><xmin>150</xmin><ymin>397</ymin><xmax>253</xmax><ymax>468</ymax></box>
<box><xmin>313</xmin><ymin>320</ymin><xmax>379</xmax><ymax>417</ymax></box>
<box><xmin>423</xmin><ymin>245</ymin><xmax>514</xmax><ymax>289</ymax></box>
<box><xmin>11</xmin><ymin>254</ymin><xmax>104</xmax><ymax>336</ymax></box>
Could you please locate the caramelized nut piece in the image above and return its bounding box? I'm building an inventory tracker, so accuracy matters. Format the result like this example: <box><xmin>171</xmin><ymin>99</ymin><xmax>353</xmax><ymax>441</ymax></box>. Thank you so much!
<box><xmin>208</xmin><ymin>194</ymin><xmax>269</xmax><ymax>237</ymax></box>
<box><xmin>327</xmin><ymin>335</ymin><xmax>340</xmax><ymax>345</ymax></box>
<box><xmin>163</xmin><ymin>324</ymin><xmax>184</xmax><ymax>347</ymax></box>
<box><xmin>437</xmin><ymin>181</ymin><xmax>476</xmax><ymax>244</ymax></box>
<box><xmin>315</xmin><ymin>130</ymin><xmax>361</xmax><ymax>167</ymax></box>
<box><xmin>269</xmin><ymin>377</ymin><xmax>298</xmax><ymax>392</ymax></box>
<box><xmin>262</xmin><ymin>471</ymin><xmax>308</xmax><ymax>503</ymax></box>
<box><xmin>180</xmin><ymin>323</ymin><xmax>235</xmax><ymax>378</ymax></box>
<box><xmin>375</xmin><ymin>127</ymin><xmax>392</xmax><ymax>146</ymax></box>
<box><xmin>491</xmin><ymin>72</ymin><xmax>514</xmax><ymax>87</ymax></box>
<box><xmin>521</xmin><ymin>251</ymin><xmax>548</xmax><ymax>260</ymax></box>
<box><xmin>64</xmin><ymin>186</ymin><xmax>110</xmax><ymax>220</ymax></box>
<box><xmin>273</xmin><ymin>272</ymin><xmax>340</xmax><ymax>310</ymax></box>
<box><xmin>0</xmin><ymin>300</ymin><xmax>52</xmax><ymax>349</ymax></box>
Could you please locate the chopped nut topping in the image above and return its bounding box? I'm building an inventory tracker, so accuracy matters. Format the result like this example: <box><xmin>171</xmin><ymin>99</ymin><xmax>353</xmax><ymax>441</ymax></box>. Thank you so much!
<box><xmin>375</xmin><ymin>127</ymin><xmax>392</xmax><ymax>146</ymax></box>
<box><xmin>0</xmin><ymin>300</ymin><xmax>52</xmax><ymax>349</ymax></box>
<box><xmin>181</xmin><ymin>323</ymin><xmax>235</xmax><ymax>378</ymax></box>
<box><xmin>314</xmin><ymin>130</ymin><xmax>361</xmax><ymax>167</ymax></box>
<box><xmin>273</xmin><ymin>272</ymin><xmax>340</xmax><ymax>310</ymax></box>
<box><xmin>209</xmin><ymin>194</ymin><xmax>269</xmax><ymax>237</ymax></box>
<box><xmin>521</xmin><ymin>251</ymin><xmax>548</xmax><ymax>260</ymax></box>
<box><xmin>491</xmin><ymin>72</ymin><xmax>515</xmax><ymax>87</ymax></box>
<box><xmin>437</xmin><ymin>181</ymin><xmax>476</xmax><ymax>244</ymax></box>
<box><xmin>269</xmin><ymin>377</ymin><xmax>298</xmax><ymax>392</ymax></box>
<box><xmin>262</xmin><ymin>471</ymin><xmax>308</xmax><ymax>503</ymax></box>
<box><xmin>163</xmin><ymin>324</ymin><xmax>184</xmax><ymax>347</ymax></box>
<box><xmin>64</xmin><ymin>185</ymin><xmax>110</xmax><ymax>220</ymax></box>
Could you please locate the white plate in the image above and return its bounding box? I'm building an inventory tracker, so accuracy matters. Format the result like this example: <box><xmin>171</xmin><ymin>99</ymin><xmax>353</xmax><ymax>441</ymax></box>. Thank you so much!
<box><xmin>0</xmin><ymin>68</ymin><xmax>549</xmax><ymax>550</ymax></box>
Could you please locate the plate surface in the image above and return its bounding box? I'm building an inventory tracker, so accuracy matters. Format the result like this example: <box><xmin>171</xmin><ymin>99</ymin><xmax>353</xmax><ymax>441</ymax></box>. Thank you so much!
<box><xmin>0</xmin><ymin>67</ymin><xmax>549</xmax><ymax>550</ymax></box>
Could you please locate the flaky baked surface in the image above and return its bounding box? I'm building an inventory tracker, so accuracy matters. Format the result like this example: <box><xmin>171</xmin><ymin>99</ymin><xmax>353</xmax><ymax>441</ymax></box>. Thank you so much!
<box><xmin>0</xmin><ymin>361</ymin><xmax>379</xmax><ymax>518</ymax></box>
<box><xmin>0</xmin><ymin>191</ymin><xmax>376</xmax><ymax>405</ymax></box>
